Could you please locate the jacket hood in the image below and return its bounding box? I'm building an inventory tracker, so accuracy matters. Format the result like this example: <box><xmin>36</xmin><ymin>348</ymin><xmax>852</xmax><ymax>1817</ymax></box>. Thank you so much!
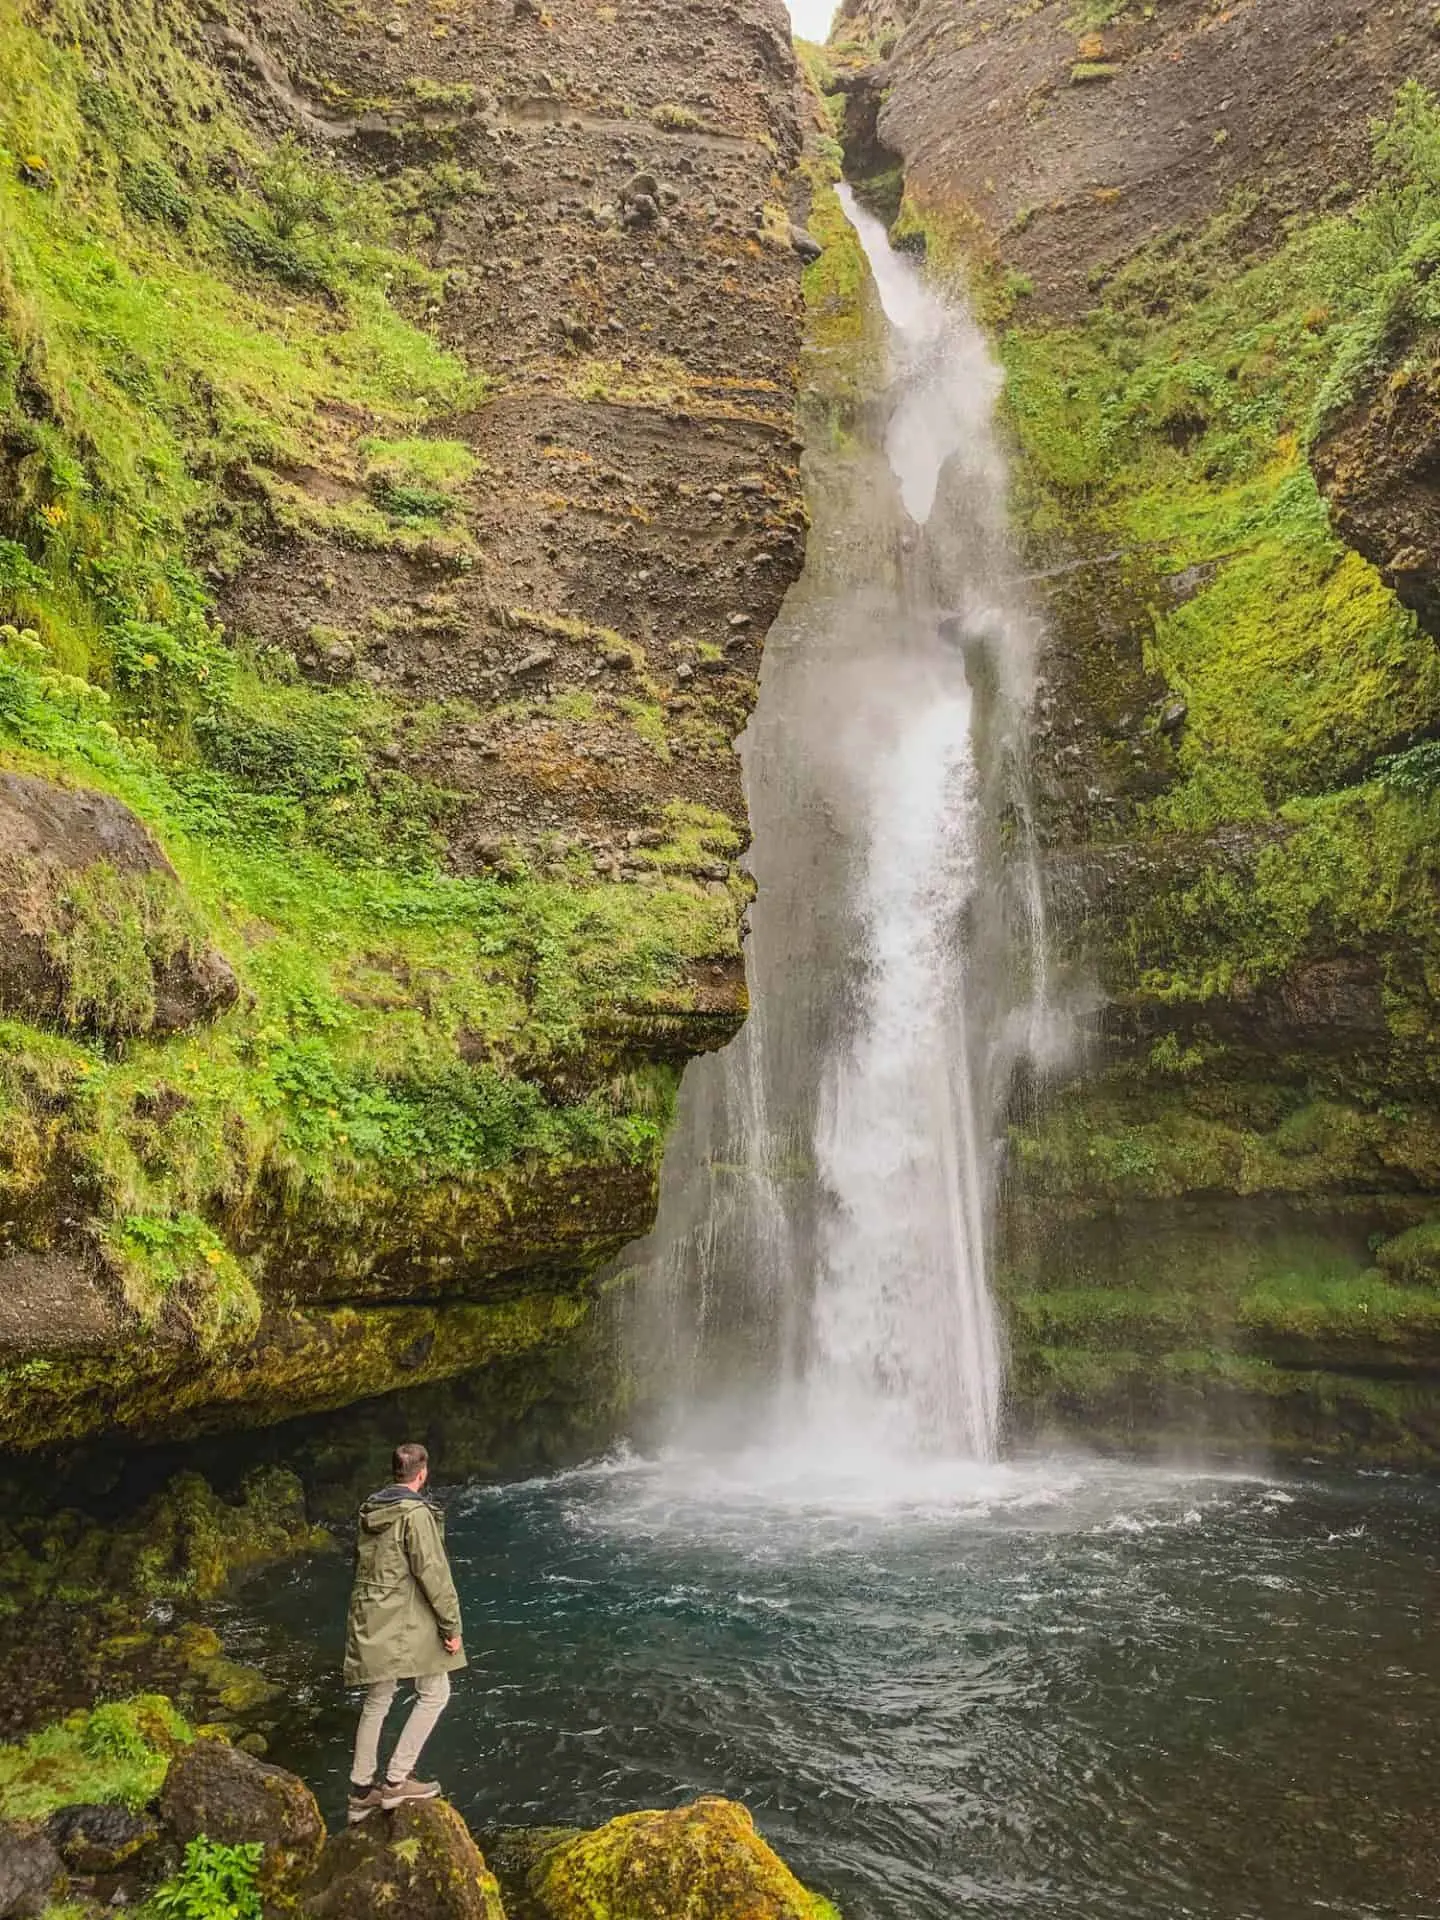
<box><xmin>358</xmin><ymin>1484</ymin><xmax>431</xmax><ymax>1533</ymax></box>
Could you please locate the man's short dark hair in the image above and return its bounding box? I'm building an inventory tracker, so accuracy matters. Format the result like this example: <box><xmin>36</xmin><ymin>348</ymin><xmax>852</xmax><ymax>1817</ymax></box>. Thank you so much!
<box><xmin>393</xmin><ymin>1442</ymin><xmax>428</xmax><ymax>1482</ymax></box>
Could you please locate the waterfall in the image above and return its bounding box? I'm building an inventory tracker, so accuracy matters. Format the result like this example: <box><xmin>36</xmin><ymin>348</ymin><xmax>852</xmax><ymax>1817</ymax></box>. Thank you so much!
<box><xmin>626</xmin><ymin>187</ymin><xmax>1062</xmax><ymax>1471</ymax></box>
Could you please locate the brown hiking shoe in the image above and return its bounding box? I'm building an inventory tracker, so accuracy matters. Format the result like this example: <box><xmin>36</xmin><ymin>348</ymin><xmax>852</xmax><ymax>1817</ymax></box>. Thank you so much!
<box><xmin>347</xmin><ymin>1784</ymin><xmax>385</xmax><ymax>1824</ymax></box>
<box><xmin>381</xmin><ymin>1777</ymin><xmax>442</xmax><ymax>1810</ymax></box>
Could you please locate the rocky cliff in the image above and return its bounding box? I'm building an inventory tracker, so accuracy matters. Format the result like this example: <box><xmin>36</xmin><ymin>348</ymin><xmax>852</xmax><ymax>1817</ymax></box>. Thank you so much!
<box><xmin>819</xmin><ymin>0</ymin><xmax>1440</xmax><ymax>1463</ymax></box>
<box><xmin>0</xmin><ymin>0</ymin><xmax>812</xmax><ymax>1452</ymax></box>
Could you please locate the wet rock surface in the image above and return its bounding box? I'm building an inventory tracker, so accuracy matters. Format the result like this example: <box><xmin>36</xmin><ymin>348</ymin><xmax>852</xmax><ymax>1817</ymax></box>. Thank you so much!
<box><xmin>46</xmin><ymin>1802</ymin><xmax>158</xmax><ymax>1874</ymax></box>
<box><xmin>0</xmin><ymin>1823</ymin><xmax>64</xmax><ymax>1920</ymax></box>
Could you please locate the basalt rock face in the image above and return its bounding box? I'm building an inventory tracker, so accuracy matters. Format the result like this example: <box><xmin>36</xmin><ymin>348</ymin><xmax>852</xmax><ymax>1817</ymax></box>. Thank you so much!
<box><xmin>0</xmin><ymin>0</ymin><xmax>808</xmax><ymax>1450</ymax></box>
<box><xmin>863</xmin><ymin>0</ymin><xmax>1435</xmax><ymax>315</ymax></box>
<box><xmin>835</xmin><ymin>2</ymin><xmax>1440</xmax><ymax>1462</ymax></box>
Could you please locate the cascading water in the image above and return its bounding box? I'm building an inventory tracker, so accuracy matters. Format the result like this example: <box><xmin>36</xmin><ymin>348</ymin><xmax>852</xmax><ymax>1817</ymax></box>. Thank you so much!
<box><xmin>627</xmin><ymin>188</ymin><xmax>1063</xmax><ymax>1469</ymax></box>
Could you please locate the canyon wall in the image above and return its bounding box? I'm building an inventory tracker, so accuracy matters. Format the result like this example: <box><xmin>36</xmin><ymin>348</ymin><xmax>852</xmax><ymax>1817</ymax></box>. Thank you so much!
<box><xmin>0</xmin><ymin>0</ymin><xmax>812</xmax><ymax>1455</ymax></box>
<box><xmin>820</xmin><ymin>0</ymin><xmax>1440</xmax><ymax>1463</ymax></box>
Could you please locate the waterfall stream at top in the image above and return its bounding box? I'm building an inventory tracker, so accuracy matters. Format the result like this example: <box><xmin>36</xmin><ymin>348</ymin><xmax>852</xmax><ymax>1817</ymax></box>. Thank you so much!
<box><xmin>625</xmin><ymin>188</ymin><xmax>1069</xmax><ymax>1480</ymax></box>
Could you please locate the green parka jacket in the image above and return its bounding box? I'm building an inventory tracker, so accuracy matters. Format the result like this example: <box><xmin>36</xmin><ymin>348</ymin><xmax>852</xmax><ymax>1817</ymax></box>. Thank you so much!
<box><xmin>342</xmin><ymin>1485</ymin><xmax>467</xmax><ymax>1686</ymax></box>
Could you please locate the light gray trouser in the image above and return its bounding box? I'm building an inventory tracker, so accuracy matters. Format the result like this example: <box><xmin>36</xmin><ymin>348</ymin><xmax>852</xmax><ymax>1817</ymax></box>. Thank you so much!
<box><xmin>351</xmin><ymin>1671</ymin><xmax>451</xmax><ymax>1787</ymax></box>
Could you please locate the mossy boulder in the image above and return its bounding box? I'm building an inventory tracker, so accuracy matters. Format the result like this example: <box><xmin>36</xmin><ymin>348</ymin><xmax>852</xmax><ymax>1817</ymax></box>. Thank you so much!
<box><xmin>305</xmin><ymin>1800</ymin><xmax>505</xmax><ymax>1920</ymax></box>
<box><xmin>0</xmin><ymin>770</ymin><xmax>237</xmax><ymax>1038</ymax></box>
<box><xmin>158</xmin><ymin>1739</ymin><xmax>323</xmax><ymax>1912</ymax></box>
<box><xmin>528</xmin><ymin>1798</ymin><xmax>840</xmax><ymax>1920</ymax></box>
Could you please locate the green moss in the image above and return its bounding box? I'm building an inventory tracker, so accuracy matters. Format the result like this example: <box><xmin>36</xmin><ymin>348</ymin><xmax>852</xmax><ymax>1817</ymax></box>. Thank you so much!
<box><xmin>0</xmin><ymin>1695</ymin><xmax>191</xmax><ymax>1820</ymax></box>
<box><xmin>1374</xmin><ymin>1218</ymin><xmax>1440</xmax><ymax>1285</ymax></box>
<box><xmin>0</xmin><ymin>1286</ymin><xmax>610</xmax><ymax>1451</ymax></box>
<box><xmin>1010</xmin><ymin>1342</ymin><xmax>1440</xmax><ymax>1468</ymax></box>
<box><xmin>1011</xmin><ymin>1081</ymin><xmax>1440</xmax><ymax>1209</ymax></box>
<box><xmin>992</xmin><ymin>83</ymin><xmax>1440</xmax><ymax>1161</ymax></box>
<box><xmin>533</xmin><ymin>1800</ymin><xmax>841</xmax><ymax>1920</ymax></box>
<box><xmin>0</xmin><ymin>1467</ymin><xmax>330</xmax><ymax>1617</ymax></box>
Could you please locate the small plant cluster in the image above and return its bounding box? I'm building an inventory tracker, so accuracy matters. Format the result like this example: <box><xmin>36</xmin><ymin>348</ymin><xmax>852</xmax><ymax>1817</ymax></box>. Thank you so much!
<box><xmin>153</xmin><ymin>1837</ymin><xmax>264</xmax><ymax>1920</ymax></box>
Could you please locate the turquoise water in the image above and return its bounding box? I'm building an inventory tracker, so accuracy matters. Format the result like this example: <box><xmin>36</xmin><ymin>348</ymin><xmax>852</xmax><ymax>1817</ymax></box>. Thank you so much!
<box><xmin>232</xmin><ymin>1452</ymin><xmax>1440</xmax><ymax>1918</ymax></box>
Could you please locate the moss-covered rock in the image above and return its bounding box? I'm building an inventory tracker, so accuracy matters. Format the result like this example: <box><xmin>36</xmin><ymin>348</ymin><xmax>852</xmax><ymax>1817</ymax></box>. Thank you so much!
<box><xmin>306</xmin><ymin>1800</ymin><xmax>505</xmax><ymax>1920</ymax></box>
<box><xmin>1374</xmin><ymin>1219</ymin><xmax>1440</xmax><ymax>1287</ymax></box>
<box><xmin>527</xmin><ymin>1798</ymin><xmax>840</xmax><ymax>1920</ymax></box>
<box><xmin>0</xmin><ymin>0</ymin><xmax>810</xmax><ymax>1453</ymax></box>
<box><xmin>0</xmin><ymin>772</ymin><xmax>238</xmax><ymax>1040</ymax></box>
<box><xmin>45</xmin><ymin>1802</ymin><xmax>158</xmax><ymax>1875</ymax></box>
<box><xmin>158</xmin><ymin>1739</ymin><xmax>323</xmax><ymax>1913</ymax></box>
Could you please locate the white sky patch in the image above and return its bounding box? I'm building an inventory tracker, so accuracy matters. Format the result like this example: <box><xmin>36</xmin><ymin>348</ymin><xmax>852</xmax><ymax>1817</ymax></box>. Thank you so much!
<box><xmin>785</xmin><ymin>0</ymin><xmax>838</xmax><ymax>41</ymax></box>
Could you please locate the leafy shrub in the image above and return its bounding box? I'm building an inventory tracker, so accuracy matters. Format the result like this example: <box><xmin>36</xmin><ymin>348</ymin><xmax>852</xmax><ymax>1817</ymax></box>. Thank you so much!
<box><xmin>1376</xmin><ymin>739</ymin><xmax>1440</xmax><ymax>795</ymax></box>
<box><xmin>152</xmin><ymin>1838</ymin><xmax>264</xmax><ymax>1920</ymax></box>
<box><xmin>0</xmin><ymin>539</ymin><xmax>49</xmax><ymax>600</ymax></box>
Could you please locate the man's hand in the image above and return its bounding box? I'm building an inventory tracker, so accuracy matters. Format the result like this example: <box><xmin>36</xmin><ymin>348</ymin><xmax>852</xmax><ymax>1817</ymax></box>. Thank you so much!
<box><xmin>443</xmin><ymin>1635</ymin><xmax>462</xmax><ymax>1654</ymax></box>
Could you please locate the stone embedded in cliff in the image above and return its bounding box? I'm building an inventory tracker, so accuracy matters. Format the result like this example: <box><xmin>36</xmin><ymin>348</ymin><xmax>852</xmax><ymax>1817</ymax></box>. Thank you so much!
<box><xmin>158</xmin><ymin>1740</ymin><xmax>324</xmax><ymax>1910</ymax></box>
<box><xmin>1311</xmin><ymin>355</ymin><xmax>1440</xmax><ymax>637</ymax></box>
<box><xmin>0</xmin><ymin>771</ymin><xmax>237</xmax><ymax>1038</ymax></box>
<box><xmin>527</xmin><ymin>1797</ymin><xmax>841</xmax><ymax>1920</ymax></box>
<box><xmin>306</xmin><ymin>1799</ymin><xmax>506</xmax><ymax>1920</ymax></box>
<box><xmin>0</xmin><ymin>1252</ymin><xmax>125</xmax><ymax>1360</ymax></box>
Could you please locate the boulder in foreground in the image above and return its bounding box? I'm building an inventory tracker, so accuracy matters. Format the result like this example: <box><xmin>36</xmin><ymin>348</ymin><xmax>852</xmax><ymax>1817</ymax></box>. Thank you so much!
<box><xmin>530</xmin><ymin>1796</ymin><xmax>841</xmax><ymax>1920</ymax></box>
<box><xmin>158</xmin><ymin>1738</ymin><xmax>324</xmax><ymax>1909</ymax></box>
<box><xmin>306</xmin><ymin>1798</ymin><xmax>505</xmax><ymax>1920</ymax></box>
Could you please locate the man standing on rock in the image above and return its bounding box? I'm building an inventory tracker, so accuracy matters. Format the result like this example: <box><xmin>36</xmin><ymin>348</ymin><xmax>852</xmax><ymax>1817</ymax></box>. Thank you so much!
<box><xmin>344</xmin><ymin>1441</ymin><xmax>466</xmax><ymax>1822</ymax></box>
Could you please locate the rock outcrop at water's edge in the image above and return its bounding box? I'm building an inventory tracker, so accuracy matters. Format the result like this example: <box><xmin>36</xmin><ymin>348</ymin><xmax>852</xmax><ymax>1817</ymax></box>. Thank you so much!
<box><xmin>810</xmin><ymin>0</ymin><xmax>1440</xmax><ymax>1464</ymax></box>
<box><xmin>0</xmin><ymin>1702</ymin><xmax>840</xmax><ymax>1920</ymax></box>
<box><xmin>0</xmin><ymin>0</ymin><xmax>809</xmax><ymax>1456</ymax></box>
